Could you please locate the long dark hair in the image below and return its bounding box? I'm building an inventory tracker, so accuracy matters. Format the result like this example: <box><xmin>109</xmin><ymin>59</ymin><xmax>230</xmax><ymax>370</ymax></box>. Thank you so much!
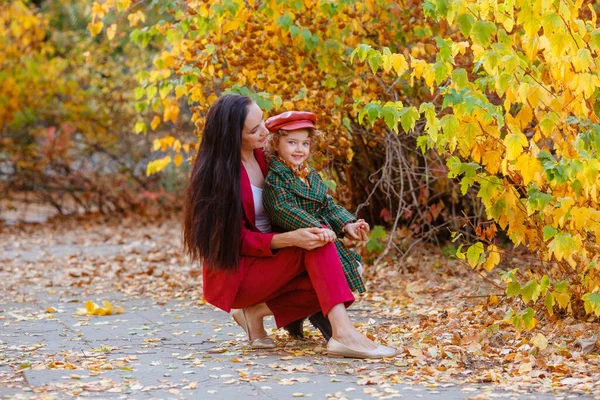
<box><xmin>183</xmin><ymin>94</ymin><xmax>252</xmax><ymax>270</ymax></box>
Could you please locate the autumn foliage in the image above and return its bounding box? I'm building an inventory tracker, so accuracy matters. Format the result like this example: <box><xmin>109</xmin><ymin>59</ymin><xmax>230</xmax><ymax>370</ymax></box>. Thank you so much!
<box><xmin>1</xmin><ymin>0</ymin><xmax>177</xmax><ymax>215</ymax></box>
<box><xmin>354</xmin><ymin>0</ymin><xmax>600</xmax><ymax>325</ymax></box>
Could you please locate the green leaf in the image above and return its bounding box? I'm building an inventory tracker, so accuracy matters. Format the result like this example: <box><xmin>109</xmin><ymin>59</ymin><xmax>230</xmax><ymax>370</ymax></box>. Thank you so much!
<box><xmin>545</xmin><ymin>292</ymin><xmax>555</xmax><ymax>315</ymax></box>
<box><xmin>457</xmin><ymin>13</ymin><xmax>475</xmax><ymax>37</ymax></box>
<box><xmin>367</xmin><ymin>225</ymin><xmax>386</xmax><ymax>254</ymax></box>
<box><xmin>582</xmin><ymin>293</ymin><xmax>600</xmax><ymax>316</ymax></box>
<box><xmin>542</xmin><ymin>225</ymin><xmax>558</xmax><ymax>240</ymax></box>
<box><xmin>289</xmin><ymin>25</ymin><xmax>301</xmax><ymax>39</ymax></box>
<box><xmin>146</xmin><ymin>85</ymin><xmax>157</xmax><ymax>100</ymax></box>
<box><xmin>159</xmin><ymin>83</ymin><xmax>173</xmax><ymax>99</ymax></box>
<box><xmin>470</xmin><ymin>20</ymin><xmax>497</xmax><ymax>47</ymax></box>
<box><xmin>367</xmin><ymin>51</ymin><xmax>382</xmax><ymax>74</ymax></box>
<box><xmin>277</xmin><ymin>14</ymin><xmax>293</xmax><ymax>30</ymax></box>
<box><xmin>590</xmin><ymin>31</ymin><xmax>600</xmax><ymax>53</ymax></box>
<box><xmin>521</xmin><ymin>279</ymin><xmax>541</xmax><ymax>304</ymax></box>
<box><xmin>539</xmin><ymin>275</ymin><xmax>550</xmax><ymax>296</ymax></box>
<box><xmin>440</xmin><ymin>114</ymin><xmax>459</xmax><ymax>137</ymax></box>
<box><xmin>382</xmin><ymin>104</ymin><xmax>400</xmax><ymax>132</ymax></box>
<box><xmin>134</xmin><ymin>121</ymin><xmax>146</xmax><ymax>134</ymax></box>
<box><xmin>416</xmin><ymin>135</ymin><xmax>432</xmax><ymax>153</ymax></box>
<box><xmin>370</xmin><ymin>225</ymin><xmax>387</xmax><ymax>240</ymax></box>
<box><xmin>477</xmin><ymin>176</ymin><xmax>503</xmax><ymax>208</ymax></box>
<box><xmin>489</xmin><ymin>198</ymin><xmax>507</xmax><ymax>220</ymax></box>
<box><xmin>548</xmin><ymin>233</ymin><xmax>578</xmax><ymax>263</ymax></box>
<box><xmin>451</xmin><ymin>68</ymin><xmax>468</xmax><ymax>88</ymax></box>
<box><xmin>506</xmin><ymin>281</ymin><xmax>521</xmax><ymax>297</ymax></box>
<box><xmin>521</xmin><ymin>307</ymin><xmax>536</xmax><ymax>330</ymax></box>
<box><xmin>398</xmin><ymin>106</ymin><xmax>419</xmax><ymax>133</ymax></box>
<box><xmin>554</xmin><ymin>280</ymin><xmax>569</xmax><ymax>293</ymax></box>
<box><xmin>135</xmin><ymin>87</ymin><xmax>145</xmax><ymax>100</ymax></box>
<box><xmin>351</xmin><ymin>44</ymin><xmax>373</xmax><ymax>63</ymax></box>
<box><xmin>466</xmin><ymin>242</ymin><xmax>484</xmax><ymax>267</ymax></box>
<box><xmin>433</xmin><ymin>61</ymin><xmax>450</xmax><ymax>84</ymax></box>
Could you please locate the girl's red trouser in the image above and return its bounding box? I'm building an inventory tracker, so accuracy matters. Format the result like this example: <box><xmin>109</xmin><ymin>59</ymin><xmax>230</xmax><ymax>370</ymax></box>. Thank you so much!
<box><xmin>231</xmin><ymin>242</ymin><xmax>355</xmax><ymax>328</ymax></box>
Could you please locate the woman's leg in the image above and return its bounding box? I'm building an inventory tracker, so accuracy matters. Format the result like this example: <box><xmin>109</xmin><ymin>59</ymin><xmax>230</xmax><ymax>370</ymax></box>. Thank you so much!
<box><xmin>232</xmin><ymin>247</ymin><xmax>320</xmax><ymax>339</ymax></box>
<box><xmin>234</xmin><ymin>243</ymin><xmax>381</xmax><ymax>352</ymax></box>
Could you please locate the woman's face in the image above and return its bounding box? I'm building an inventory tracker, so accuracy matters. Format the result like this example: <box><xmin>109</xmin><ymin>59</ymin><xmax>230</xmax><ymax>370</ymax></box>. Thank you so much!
<box><xmin>241</xmin><ymin>102</ymin><xmax>268</xmax><ymax>152</ymax></box>
<box><xmin>277</xmin><ymin>129</ymin><xmax>311</xmax><ymax>170</ymax></box>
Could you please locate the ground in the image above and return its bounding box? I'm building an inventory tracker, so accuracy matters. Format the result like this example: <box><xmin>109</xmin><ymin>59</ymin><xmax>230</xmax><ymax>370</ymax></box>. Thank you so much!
<box><xmin>0</xmin><ymin>216</ymin><xmax>598</xmax><ymax>399</ymax></box>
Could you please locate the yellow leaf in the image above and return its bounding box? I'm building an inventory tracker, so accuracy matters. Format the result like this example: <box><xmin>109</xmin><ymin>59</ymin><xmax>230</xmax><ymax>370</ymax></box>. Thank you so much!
<box><xmin>483</xmin><ymin>245</ymin><xmax>500</xmax><ymax>272</ymax></box>
<box><xmin>102</xmin><ymin>301</ymin><xmax>113</xmax><ymax>314</ymax></box>
<box><xmin>128</xmin><ymin>10</ymin><xmax>145</xmax><ymax>27</ymax></box>
<box><xmin>106</xmin><ymin>23</ymin><xmax>117</xmax><ymax>40</ymax></box>
<box><xmin>146</xmin><ymin>156</ymin><xmax>172</xmax><ymax>176</ymax></box>
<box><xmin>514</xmin><ymin>154</ymin><xmax>542</xmax><ymax>185</ymax></box>
<box><xmin>173</xmin><ymin>139</ymin><xmax>181</xmax><ymax>152</ymax></box>
<box><xmin>222</xmin><ymin>20</ymin><xmax>242</xmax><ymax>34</ymax></box>
<box><xmin>88</xmin><ymin>20</ymin><xmax>104</xmax><ymax>37</ymax></box>
<box><xmin>175</xmin><ymin>85</ymin><xmax>188</xmax><ymax>99</ymax></box>
<box><xmin>504</xmin><ymin>132</ymin><xmax>528</xmax><ymax>161</ymax></box>
<box><xmin>162</xmin><ymin>99</ymin><xmax>180</xmax><ymax>124</ymax></box>
<box><xmin>151</xmin><ymin>116</ymin><xmax>161</xmax><ymax>131</ymax></box>
<box><xmin>556</xmin><ymin>291</ymin><xmax>571</xmax><ymax>309</ymax></box>
<box><xmin>381</xmin><ymin>54</ymin><xmax>393</xmax><ymax>73</ymax></box>
<box><xmin>46</xmin><ymin>307</ymin><xmax>57</xmax><ymax>313</ymax></box>
<box><xmin>174</xmin><ymin>153</ymin><xmax>183</xmax><ymax>167</ymax></box>
<box><xmin>570</xmin><ymin>207</ymin><xmax>588</xmax><ymax>230</ymax></box>
<box><xmin>117</xmin><ymin>0</ymin><xmax>131</xmax><ymax>11</ymax></box>
<box><xmin>85</xmin><ymin>300</ymin><xmax>96</xmax><ymax>313</ymax></box>
<box><xmin>391</xmin><ymin>54</ymin><xmax>409</xmax><ymax>76</ymax></box>
<box><xmin>531</xmin><ymin>333</ymin><xmax>548</xmax><ymax>350</ymax></box>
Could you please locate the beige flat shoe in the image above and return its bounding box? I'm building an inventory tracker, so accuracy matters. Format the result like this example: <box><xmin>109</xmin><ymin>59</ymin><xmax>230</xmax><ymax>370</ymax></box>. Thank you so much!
<box><xmin>327</xmin><ymin>338</ymin><xmax>396</xmax><ymax>359</ymax></box>
<box><xmin>231</xmin><ymin>309</ymin><xmax>276</xmax><ymax>349</ymax></box>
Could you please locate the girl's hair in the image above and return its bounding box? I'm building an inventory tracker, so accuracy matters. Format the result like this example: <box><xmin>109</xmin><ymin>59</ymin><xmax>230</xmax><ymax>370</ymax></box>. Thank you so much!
<box><xmin>264</xmin><ymin>128</ymin><xmax>320</xmax><ymax>159</ymax></box>
<box><xmin>182</xmin><ymin>94</ymin><xmax>253</xmax><ymax>271</ymax></box>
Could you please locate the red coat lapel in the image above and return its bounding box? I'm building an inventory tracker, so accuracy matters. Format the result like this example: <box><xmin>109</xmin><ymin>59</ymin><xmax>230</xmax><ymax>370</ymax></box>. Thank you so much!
<box><xmin>240</xmin><ymin>148</ymin><xmax>268</xmax><ymax>228</ymax></box>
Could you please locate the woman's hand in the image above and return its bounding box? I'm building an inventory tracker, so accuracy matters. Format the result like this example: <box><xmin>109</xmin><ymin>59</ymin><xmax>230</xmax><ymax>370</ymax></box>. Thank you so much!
<box><xmin>290</xmin><ymin>227</ymin><xmax>336</xmax><ymax>250</ymax></box>
<box><xmin>271</xmin><ymin>227</ymin><xmax>336</xmax><ymax>250</ymax></box>
<box><xmin>343</xmin><ymin>219</ymin><xmax>370</xmax><ymax>242</ymax></box>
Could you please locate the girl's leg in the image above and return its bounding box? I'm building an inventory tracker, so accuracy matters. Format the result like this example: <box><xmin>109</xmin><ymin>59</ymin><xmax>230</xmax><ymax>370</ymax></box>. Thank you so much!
<box><xmin>327</xmin><ymin>304</ymin><xmax>376</xmax><ymax>351</ymax></box>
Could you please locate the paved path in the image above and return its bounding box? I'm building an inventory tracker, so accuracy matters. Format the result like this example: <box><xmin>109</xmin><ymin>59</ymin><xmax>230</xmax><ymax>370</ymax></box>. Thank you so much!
<box><xmin>0</xmin><ymin>239</ymin><xmax>589</xmax><ymax>399</ymax></box>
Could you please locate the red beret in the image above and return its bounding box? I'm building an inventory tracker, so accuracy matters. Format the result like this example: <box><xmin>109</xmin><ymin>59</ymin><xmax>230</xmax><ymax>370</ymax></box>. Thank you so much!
<box><xmin>265</xmin><ymin>111</ymin><xmax>316</xmax><ymax>133</ymax></box>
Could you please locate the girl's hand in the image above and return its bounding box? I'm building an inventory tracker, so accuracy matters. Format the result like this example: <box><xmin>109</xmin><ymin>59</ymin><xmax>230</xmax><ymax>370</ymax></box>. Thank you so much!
<box><xmin>344</xmin><ymin>219</ymin><xmax>370</xmax><ymax>242</ymax></box>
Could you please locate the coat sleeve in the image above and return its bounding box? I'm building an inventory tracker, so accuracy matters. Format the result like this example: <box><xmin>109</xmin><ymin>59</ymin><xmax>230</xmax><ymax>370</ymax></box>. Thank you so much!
<box><xmin>321</xmin><ymin>194</ymin><xmax>357</xmax><ymax>235</ymax></box>
<box><xmin>240</xmin><ymin>217</ymin><xmax>276</xmax><ymax>257</ymax></box>
<box><xmin>264</xmin><ymin>179</ymin><xmax>323</xmax><ymax>231</ymax></box>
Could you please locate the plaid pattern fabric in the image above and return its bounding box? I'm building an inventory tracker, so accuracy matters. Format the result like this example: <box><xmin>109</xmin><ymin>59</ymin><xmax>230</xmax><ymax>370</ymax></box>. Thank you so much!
<box><xmin>264</xmin><ymin>158</ymin><xmax>365</xmax><ymax>293</ymax></box>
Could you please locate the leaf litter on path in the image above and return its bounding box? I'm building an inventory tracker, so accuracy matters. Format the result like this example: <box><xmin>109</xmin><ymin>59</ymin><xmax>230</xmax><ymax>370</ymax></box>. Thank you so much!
<box><xmin>1</xmin><ymin>215</ymin><xmax>599</xmax><ymax>398</ymax></box>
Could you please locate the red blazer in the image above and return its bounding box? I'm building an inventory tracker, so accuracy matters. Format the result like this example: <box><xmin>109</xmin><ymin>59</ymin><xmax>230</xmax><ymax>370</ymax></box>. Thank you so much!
<box><xmin>202</xmin><ymin>148</ymin><xmax>277</xmax><ymax>312</ymax></box>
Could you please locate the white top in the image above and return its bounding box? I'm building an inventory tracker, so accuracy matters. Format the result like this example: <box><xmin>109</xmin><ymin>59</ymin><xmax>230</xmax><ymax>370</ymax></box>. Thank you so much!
<box><xmin>251</xmin><ymin>185</ymin><xmax>272</xmax><ymax>233</ymax></box>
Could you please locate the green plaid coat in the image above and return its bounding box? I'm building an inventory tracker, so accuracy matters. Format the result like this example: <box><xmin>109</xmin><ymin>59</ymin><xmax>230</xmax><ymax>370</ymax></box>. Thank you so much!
<box><xmin>263</xmin><ymin>158</ymin><xmax>365</xmax><ymax>293</ymax></box>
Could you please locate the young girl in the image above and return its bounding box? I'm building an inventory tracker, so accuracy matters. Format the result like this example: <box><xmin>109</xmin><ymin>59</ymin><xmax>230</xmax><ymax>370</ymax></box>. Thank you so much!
<box><xmin>263</xmin><ymin>111</ymin><xmax>369</xmax><ymax>294</ymax></box>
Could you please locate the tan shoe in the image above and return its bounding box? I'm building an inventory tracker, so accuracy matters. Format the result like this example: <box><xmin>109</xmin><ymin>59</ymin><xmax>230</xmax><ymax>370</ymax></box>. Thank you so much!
<box><xmin>327</xmin><ymin>338</ymin><xmax>396</xmax><ymax>359</ymax></box>
<box><xmin>231</xmin><ymin>309</ymin><xmax>276</xmax><ymax>349</ymax></box>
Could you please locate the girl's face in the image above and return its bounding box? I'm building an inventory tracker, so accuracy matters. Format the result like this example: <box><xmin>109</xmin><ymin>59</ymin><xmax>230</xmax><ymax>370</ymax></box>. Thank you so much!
<box><xmin>241</xmin><ymin>102</ymin><xmax>268</xmax><ymax>152</ymax></box>
<box><xmin>277</xmin><ymin>129</ymin><xmax>310</xmax><ymax>170</ymax></box>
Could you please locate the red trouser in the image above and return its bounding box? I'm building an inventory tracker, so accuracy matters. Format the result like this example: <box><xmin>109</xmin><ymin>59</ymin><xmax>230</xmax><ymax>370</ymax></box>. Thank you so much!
<box><xmin>231</xmin><ymin>242</ymin><xmax>355</xmax><ymax>328</ymax></box>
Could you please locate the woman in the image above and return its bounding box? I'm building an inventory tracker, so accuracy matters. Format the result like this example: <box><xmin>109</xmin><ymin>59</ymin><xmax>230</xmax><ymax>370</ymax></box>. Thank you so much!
<box><xmin>183</xmin><ymin>94</ymin><xmax>395</xmax><ymax>358</ymax></box>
